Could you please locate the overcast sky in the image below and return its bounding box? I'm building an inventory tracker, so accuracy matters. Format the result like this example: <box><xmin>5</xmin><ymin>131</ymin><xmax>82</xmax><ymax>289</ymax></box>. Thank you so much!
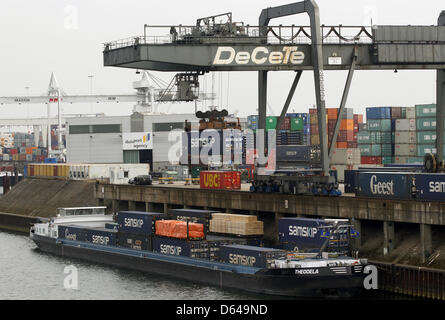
<box><xmin>0</xmin><ymin>0</ymin><xmax>443</xmax><ymax>120</ymax></box>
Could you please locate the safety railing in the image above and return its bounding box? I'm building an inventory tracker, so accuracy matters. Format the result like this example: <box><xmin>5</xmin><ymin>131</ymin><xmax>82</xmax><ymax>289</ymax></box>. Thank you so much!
<box><xmin>103</xmin><ymin>25</ymin><xmax>374</xmax><ymax>50</ymax></box>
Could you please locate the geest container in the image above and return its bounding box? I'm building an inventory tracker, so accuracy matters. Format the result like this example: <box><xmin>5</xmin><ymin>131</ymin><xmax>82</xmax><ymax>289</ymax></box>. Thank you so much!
<box><xmin>356</xmin><ymin>172</ymin><xmax>413</xmax><ymax>200</ymax></box>
<box><xmin>83</xmin><ymin>228</ymin><xmax>117</xmax><ymax>246</ymax></box>
<box><xmin>415</xmin><ymin>173</ymin><xmax>445</xmax><ymax>201</ymax></box>
<box><xmin>219</xmin><ymin>244</ymin><xmax>286</xmax><ymax>268</ymax></box>
<box><xmin>57</xmin><ymin>225</ymin><xmax>85</xmax><ymax>241</ymax></box>
<box><xmin>117</xmin><ymin>211</ymin><xmax>166</xmax><ymax>235</ymax></box>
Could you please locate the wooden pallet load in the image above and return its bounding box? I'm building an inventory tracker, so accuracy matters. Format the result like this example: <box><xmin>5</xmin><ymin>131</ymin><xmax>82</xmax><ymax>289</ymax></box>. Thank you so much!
<box><xmin>209</xmin><ymin>213</ymin><xmax>264</xmax><ymax>236</ymax></box>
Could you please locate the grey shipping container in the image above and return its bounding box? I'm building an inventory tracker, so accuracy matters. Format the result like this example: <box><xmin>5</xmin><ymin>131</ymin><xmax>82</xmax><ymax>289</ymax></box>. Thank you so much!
<box><xmin>118</xmin><ymin>232</ymin><xmax>153</xmax><ymax>251</ymax></box>
<box><xmin>219</xmin><ymin>244</ymin><xmax>286</xmax><ymax>269</ymax></box>
<box><xmin>117</xmin><ymin>211</ymin><xmax>166</xmax><ymax>235</ymax></box>
<box><xmin>395</xmin><ymin>119</ymin><xmax>416</xmax><ymax>132</ymax></box>
<box><xmin>356</xmin><ymin>172</ymin><xmax>413</xmax><ymax>200</ymax></box>
<box><xmin>394</xmin><ymin>131</ymin><xmax>416</xmax><ymax>144</ymax></box>
<box><xmin>394</xmin><ymin>144</ymin><xmax>417</xmax><ymax>157</ymax></box>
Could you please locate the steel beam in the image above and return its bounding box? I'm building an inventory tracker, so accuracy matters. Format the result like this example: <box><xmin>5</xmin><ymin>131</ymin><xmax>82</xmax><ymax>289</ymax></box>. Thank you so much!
<box><xmin>437</xmin><ymin>11</ymin><xmax>445</xmax><ymax>165</ymax></box>
<box><xmin>258</xmin><ymin>71</ymin><xmax>268</xmax><ymax>132</ymax></box>
<box><xmin>276</xmin><ymin>71</ymin><xmax>303</xmax><ymax>132</ymax></box>
<box><xmin>329</xmin><ymin>48</ymin><xmax>357</xmax><ymax>158</ymax></box>
<box><xmin>259</xmin><ymin>0</ymin><xmax>329</xmax><ymax>174</ymax></box>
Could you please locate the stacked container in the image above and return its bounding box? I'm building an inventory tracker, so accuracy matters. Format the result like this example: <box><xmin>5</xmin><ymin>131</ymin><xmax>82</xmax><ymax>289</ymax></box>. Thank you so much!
<box><xmin>415</xmin><ymin>104</ymin><xmax>443</xmax><ymax>161</ymax></box>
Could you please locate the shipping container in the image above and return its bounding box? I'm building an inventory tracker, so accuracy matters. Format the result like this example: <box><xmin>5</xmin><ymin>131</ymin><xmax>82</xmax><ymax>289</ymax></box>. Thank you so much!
<box><xmin>57</xmin><ymin>225</ymin><xmax>85</xmax><ymax>241</ymax></box>
<box><xmin>219</xmin><ymin>244</ymin><xmax>286</xmax><ymax>268</ymax></box>
<box><xmin>394</xmin><ymin>144</ymin><xmax>417</xmax><ymax>157</ymax></box>
<box><xmin>415</xmin><ymin>104</ymin><xmax>436</xmax><ymax>118</ymax></box>
<box><xmin>367</xmin><ymin>119</ymin><xmax>392</xmax><ymax>132</ymax></box>
<box><xmin>415</xmin><ymin>173</ymin><xmax>445</xmax><ymax>201</ymax></box>
<box><xmin>356</xmin><ymin>172</ymin><xmax>413</xmax><ymax>200</ymax></box>
<box><xmin>105</xmin><ymin>222</ymin><xmax>119</xmax><ymax>230</ymax></box>
<box><xmin>395</xmin><ymin>131</ymin><xmax>417</xmax><ymax>144</ymax></box>
<box><xmin>366</xmin><ymin>107</ymin><xmax>391</xmax><ymax>120</ymax></box>
<box><xmin>405</xmin><ymin>107</ymin><xmax>416</xmax><ymax>119</ymax></box>
<box><xmin>331</xmin><ymin>148</ymin><xmax>361</xmax><ymax>165</ymax></box>
<box><xmin>200</xmin><ymin>171</ymin><xmax>241</xmax><ymax>190</ymax></box>
<box><xmin>116</xmin><ymin>211</ymin><xmax>166</xmax><ymax>235</ymax></box>
<box><xmin>83</xmin><ymin>227</ymin><xmax>117</xmax><ymax>246</ymax></box>
<box><xmin>152</xmin><ymin>236</ymin><xmax>209</xmax><ymax>259</ymax></box>
<box><xmin>276</xmin><ymin>145</ymin><xmax>313</xmax><ymax>162</ymax></box>
<box><xmin>416</xmin><ymin>118</ymin><xmax>437</xmax><ymax>131</ymax></box>
<box><xmin>118</xmin><ymin>232</ymin><xmax>153</xmax><ymax>251</ymax></box>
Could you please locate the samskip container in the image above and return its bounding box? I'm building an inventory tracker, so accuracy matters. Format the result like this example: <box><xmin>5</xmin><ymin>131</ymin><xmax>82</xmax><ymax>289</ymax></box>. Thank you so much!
<box><xmin>219</xmin><ymin>244</ymin><xmax>286</xmax><ymax>268</ymax></box>
<box><xmin>415</xmin><ymin>173</ymin><xmax>445</xmax><ymax>201</ymax></box>
<box><xmin>83</xmin><ymin>228</ymin><xmax>117</xmax><ymax>246</ymax></box>
<box><xmin>116</xmin><ymin>211</ymin><xmax>166</xmax><ymax>235</ymax></box>
<box><xmin>118</xmin><ymin>232</ymin><xmax>153</xmax><ymax>251</ymax></box>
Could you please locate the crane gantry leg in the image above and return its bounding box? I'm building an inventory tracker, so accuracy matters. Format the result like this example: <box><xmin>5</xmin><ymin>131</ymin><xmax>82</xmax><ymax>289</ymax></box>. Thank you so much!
<box><xmin>436</xmin><ymin>11</ymin><xmax>445</xmax><ymax>166</ymax></box>
<box><xmin>258</xmin><ymin>0</ymin><xmax>329</xmax><ymax>175</ymax></box>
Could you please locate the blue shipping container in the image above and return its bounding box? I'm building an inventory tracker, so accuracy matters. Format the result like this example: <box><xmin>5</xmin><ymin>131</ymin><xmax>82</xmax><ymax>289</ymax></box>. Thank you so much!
<box><xmin>84</xmin><ymin>228</ymin><xmax>117</xmax><ymax>246</ymax></box>
<box><xmin>415</xmin><ymin>173</ymin><xmax>445</xmax><ymax>201</ymax></box>
<box><xmin>117</xmin><ymin>211</ymin><xmax>165</xmax><ymax>235</ymax></box>
<box><xmin>356</xmin><ymin>172</ymin><xmax>413</xmax><ymax>200</ymax></box>
<box><xmin>118</xmin><ymin>232</ymin><xmax>153</xmax><ymax>251</ymax></box>
<box><xmin>58</xmin><ymin>225</ymin><xmax>85</xmax><ymax>241</ymax></box>
<box><xmin>219</xmin><ymin>244</ymin><xmax>286</xmax><ymax>268</ymax></box>
<box><xmin>278</xmin><ymin>218</ymin><xmax>344</xmax><ymax>248</ymax></box>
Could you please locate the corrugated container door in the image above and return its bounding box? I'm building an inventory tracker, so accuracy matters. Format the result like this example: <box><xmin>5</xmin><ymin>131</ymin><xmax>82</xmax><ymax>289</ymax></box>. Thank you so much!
<box><xmin>54</xmin><ymin>165</ymin><xmax>58</xmax><ymax>177</ymax></box>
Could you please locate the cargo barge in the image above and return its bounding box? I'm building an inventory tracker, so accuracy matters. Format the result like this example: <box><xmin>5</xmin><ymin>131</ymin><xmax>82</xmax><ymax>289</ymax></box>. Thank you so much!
<box><xmin>30</xmin><ymin>207</ymin><xmax>369</xmax><ymax>298</ymax></box>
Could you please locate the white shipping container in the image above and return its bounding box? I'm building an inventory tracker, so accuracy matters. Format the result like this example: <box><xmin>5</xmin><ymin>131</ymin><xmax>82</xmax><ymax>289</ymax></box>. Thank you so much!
<box><xmin>394</xmin><ymin>131</ymin><xmax>416</xmax><ymax>144</ymax></box>
<box><xmin>3</xmin><ymin>154</ymin><xmax>10</xmax><ymax>161</ymax></box>
<box><xmin>394</xmin><ymin>144</ymin><xmax>417</xmax><ymax>157</ymax></box>
<box><xmin>393</xmin><ymin>156</ymin><xmax>409</xmax><ymax>164</ymax></box>
<box><xmin>395</xmin><ymin>119</ymin><xmax>416</xmax><ymax>131</ymax></box>
<box><xmin>330</xmin><ymin>164</ymin><xmax>348</xmax><ymax>182</ymax></box>
<box><xmin>331</xmin><ymin>148</ymin><xmax>361</xmax><ymax>165</ymax></box>
<box><xmin>405</xmin><ymin>107</ymin><xmax>416</xmax><ymax>119</ymax></box>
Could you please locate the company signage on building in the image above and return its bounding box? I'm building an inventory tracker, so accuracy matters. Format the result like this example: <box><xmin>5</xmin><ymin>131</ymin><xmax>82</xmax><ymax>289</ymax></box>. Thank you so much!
<box><xmin>122</xmin><ymin>132</ymin><xmax>153</xmax><ymax>150</ymax></box>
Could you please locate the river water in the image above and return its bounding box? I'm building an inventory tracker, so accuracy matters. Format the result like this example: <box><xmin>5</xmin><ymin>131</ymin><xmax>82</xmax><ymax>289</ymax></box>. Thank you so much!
<box><xmin>0</xmin><ymin>230</ymin><xmax>409</xmax><ymax>300</ymax></box>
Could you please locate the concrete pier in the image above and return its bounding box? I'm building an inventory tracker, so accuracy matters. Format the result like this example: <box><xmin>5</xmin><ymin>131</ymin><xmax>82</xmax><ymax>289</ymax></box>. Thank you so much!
<box><xmin>95</xmin><ymin>183</ymin><xmax>445</xmax><ymax>261</ymax></box>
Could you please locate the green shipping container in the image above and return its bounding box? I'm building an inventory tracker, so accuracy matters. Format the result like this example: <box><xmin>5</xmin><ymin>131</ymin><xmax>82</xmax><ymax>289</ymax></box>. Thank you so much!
<box><xmin>382</xmin><ymin>157</ymin><xmax>393</xmax><ymax>164</ymax></box>
<box><xmin>416</xmin><ymin>131</ymin><xmax>445</xmax><ymax>144</ymax></box>
<box><xmin>357</xmin><ymin>131</ymin><xmax>371</xmax><ymax>144</ymax></box>
<box><xmin>381</xmin><ymin>144</ymin><xmax>393</xmax><ymax>157</ymax></box>
<box><xmin>359</xmin><ymin>145</ymin><xmax>372</xmax><ymax>156</ymax></box>
<box><xmin>401</xmin><ymin>107</ymin><xmax>406</xmax><ymax>119</ymax></box>
<box><xmin>371</xmin><ymin>144</ymin><xmax>382</xmax><ymax>156</ymax></box>
<box><xmin>415</xmin><ymin>104</ymin><xmax>436</xmax><ymax>118</ymax></box>
<box><xmin>407</xmin><ymin>157</ymin><xmax>424</xmax><ymax>164</ymax></box>
<box><xmin>417</xmin><ymin>144</ymin><xmax>437</xmax><ymax>157</ymax></box>
<box><xmin>266</xmin><ymin>116</ymin><xmax>277</xmax><ymax>131</ymax></box>
<box><xmin>416</xmin><ymin>118</ymin><xmax>436</xmax><ymax>131</ymax></box>
<box><xmin>367</xmin><ymin>119</ymin><xmax>392</xmax><ymax>132</ymax></box>
<box><xmin>290</xmin><ymin>117</ymin><xmax>304</xmax><ymax>131</ymax></box>
<box><xmin>370</xmin><ymin>131</ymin><xmax>393</xmax><ymax>144</ymax></box>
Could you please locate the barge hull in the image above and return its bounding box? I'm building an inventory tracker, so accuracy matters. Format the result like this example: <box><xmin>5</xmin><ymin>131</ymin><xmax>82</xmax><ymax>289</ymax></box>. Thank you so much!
<box><xmin>31</xmin><ymin>234</ymin><xmax>365</xmax><ymax>298</ymax></box>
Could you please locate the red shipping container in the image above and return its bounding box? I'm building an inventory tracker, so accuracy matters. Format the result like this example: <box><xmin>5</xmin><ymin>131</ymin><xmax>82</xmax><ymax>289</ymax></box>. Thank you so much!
<box><xmin>310</xmin><ymin>124</ymin><xmax>319</xmax><ymax>135</ymax></box>
<box><xmin>347</xmin><ymin>141</ymin><xmax>358</xmax><ymax>148</ymax></box>
<box><xmin>361</xmin><ymin>156</ymin><xmax>372</xmax><ymax>164</ymax></box>
<box><xmin>10</xmin><ymin>149</ymin><xmax>18</xmax><ymax>155</ymax></box>
<box><xmin>200</xmin><ymin>171</ymin><xmax>241</xmax><ymax>190</ymax></box>
<box><xmin>336</xmin><ymin>130</ymin><xmax>355</xmax><ymax>142</ymax></box>
<box><xmin>353</xmin><ymin>114</ymin><xmax>364</xmax><ymax>124</ymax></box>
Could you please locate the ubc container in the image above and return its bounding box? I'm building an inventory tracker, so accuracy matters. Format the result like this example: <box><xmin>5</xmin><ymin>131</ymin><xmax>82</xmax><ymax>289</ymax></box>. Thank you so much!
<box><xmin>219</xmin><ymin>244</ymin><xmax>286</xmax><ymax>268</ymax></box>
<box><xmin>116</xmin><ymin>211</ymin><xmax>166</xmax><ymax>235</ymax></box>
<box><xmin>200</xmin><ymin>171</ymin><xmax>241</xmax><ymax>190</ymax></box>
<box><xmin>57</xmin><ymin>225</ymin><xmax>85</xmax><ymax>241</ymax></box>
<box><xmin>414</xmin><ymin>173</ymin><xmax>445</xmax><ymax>201</ymax></box>
<box><xmin>356</xmin><ymin>172</ymin><xmax>413</xmax><ymax>200</ymax></box>
<box><xmin>118</xmin><ymin>232</ymin><xmax>153</xmax><ymax>251</ymax></box>
<box><xmin>83</xmin><ymin>227</ymin><xmax>117</xmax><ymax>246</ymax></box>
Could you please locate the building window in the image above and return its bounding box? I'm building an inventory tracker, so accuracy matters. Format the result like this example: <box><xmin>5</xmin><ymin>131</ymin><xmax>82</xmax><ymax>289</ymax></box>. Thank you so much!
<box><xmin>124</xmin><ymin>171</ymin><xmax>129</xmax><ymax>178</ymax></box>
<box><xmin>91</xmin><ymin>124</ymin><xmax>121</xmax><ymax>133</ymax></box>
<box><xmin>152</xmin><ymin>122</ymin><xmax>184</xmax><ymax>132</ymax></box>
<box><xmin>69</xmin><ymin>125</ymin><xmax>90</xmax><ymax>134</ymax></box>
